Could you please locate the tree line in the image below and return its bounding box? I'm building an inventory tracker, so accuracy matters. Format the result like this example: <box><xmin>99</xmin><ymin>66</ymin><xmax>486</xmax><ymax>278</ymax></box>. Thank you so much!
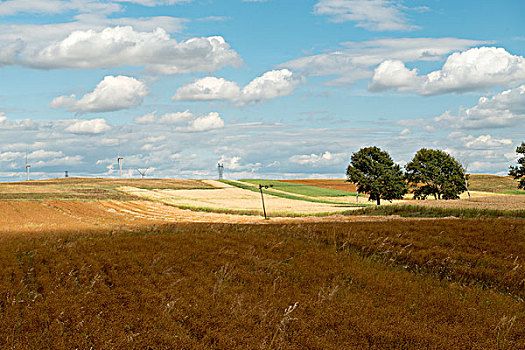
<box><xmin>346</xmin><ymin>142</ymin><xmax>525</xmax><ymax>205</ymax></box>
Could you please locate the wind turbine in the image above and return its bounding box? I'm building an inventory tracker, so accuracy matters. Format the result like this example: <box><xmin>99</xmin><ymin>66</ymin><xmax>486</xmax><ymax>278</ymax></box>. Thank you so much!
<box><xmin>137</xmin><ymin>168</ymin><xmax>149</xmax><ymax>179</ymax></box>
<box><xmin>117</xmin><ymin>141</ymin><xmax>124</xmax><ymax>178</ymax></box>
<box><xmin>117</xmin><ymin>154</ymin><xmax>124</xmax><ymax>178</ymax></box>
<box><xmin>25</xmin><ymin>151</ymin><xmax>31</xmax><ymax>181</ymax></box>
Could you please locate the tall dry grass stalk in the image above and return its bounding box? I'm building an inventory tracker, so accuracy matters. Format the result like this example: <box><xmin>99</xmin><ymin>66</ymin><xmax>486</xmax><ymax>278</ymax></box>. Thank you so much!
<box><xmin>268</xmin><ymin>302</ymin><xmax>299</xmax><ymax>349</ymax></box>
<box><xmin>495</xmin><ymin>315</ymin><xmax>516</xmax><ymax>350</ymax></box>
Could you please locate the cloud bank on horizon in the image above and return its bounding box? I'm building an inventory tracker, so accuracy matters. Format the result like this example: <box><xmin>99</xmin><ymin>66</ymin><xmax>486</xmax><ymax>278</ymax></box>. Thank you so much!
<box><xmin>0</xmin><ymin>0</ymin><xmax>523</xmax><ymax>180</ymax></box>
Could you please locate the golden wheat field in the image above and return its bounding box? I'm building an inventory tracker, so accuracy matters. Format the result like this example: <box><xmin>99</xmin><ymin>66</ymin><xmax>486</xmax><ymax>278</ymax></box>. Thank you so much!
<box><xmin>0</xmin><ymin>176</ymin><xmax>524</xmax><ymax>349</ymax></box>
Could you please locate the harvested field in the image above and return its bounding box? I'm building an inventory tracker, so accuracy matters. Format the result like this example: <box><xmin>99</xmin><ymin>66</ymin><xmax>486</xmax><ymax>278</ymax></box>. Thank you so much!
<box><xmin>406</xmin><ymin>194</ymin><xmax>525</xmax><ymax>211</ymax></box>
<box><xmin>118</xmin><ymin>180</ymin><xmax>357</xmax><ymax>216</ymax></box>
<box><xmin>6</xmin><ymin>177</ymin><xmax>214</xmax><ymax>190</ymax></box>
<box><xmin>0</xmin><ymin>201</ymin><xmax>140</xmax><ymax>235</ymax></box>
<box><xmin>0</xmin><ymin>220</ymin><xmax>523</xmax><ymax>349</ymax></box>
<box><xmin>0</xmin><ymin>200</ymin><xmax>395</xmax><ymax>237</ymax></box>
<box><xmin>0</xmin><ymin>178</ymin><xmax>213</xmax><ymax>201</ymax></box>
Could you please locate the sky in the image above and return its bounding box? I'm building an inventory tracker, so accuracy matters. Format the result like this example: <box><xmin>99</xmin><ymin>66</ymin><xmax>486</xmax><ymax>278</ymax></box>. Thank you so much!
<box><xmin>0</xmin><ymin>0</ymin><xmax>524</xmax><ymax>181</ymax></box>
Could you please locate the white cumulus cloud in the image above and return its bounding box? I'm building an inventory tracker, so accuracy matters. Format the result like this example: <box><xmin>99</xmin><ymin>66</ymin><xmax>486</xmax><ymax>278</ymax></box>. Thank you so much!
<box><xmin>289</xmin><ymin>151</ymin><xmax>345</xmax><ymax>166</ymax></box>
<box><xmin>370</xmin><ymin>47</ymin><xmax>525</xmax><ymax>95</ymax></box>
<box><xmin>172</xmin><ymin>69</ymin><xmax>303</xmax><ymax>103</ymax></box>
<box><xmin>65</xmin><ymin>118</ymin><xmax>111</xmax><ymax>134</ymax></box>
<box><xmin>158</xmin><ymin>110</ymin><xmax>196</xmax><ymax>124</ymax></box>
<box><xmin>463</xmin><ymin>135</ymin><xmax>513</xmax><ymax>149</ymax></box>
<box><xmin>51</xmin><ymin>75</ymin><xmax>148</xmax><ymax>114</ymax></box>
<box><xmin>173</xmin><ymin>77</ymin><xmax>241</xmax><ymax>101</ymax></box>
<box><xmin>134</xmin><ymin>111</ymin><xmax>157</xmax><ymax>124</ymax></box>
<box><xmin>133</xmin><ymin>110</ymin><xmax>225</xmax><ymax>132</ymax></box>
<box><xmin>178</xmin><ymin>112</ymin><xmax>225</xmax><ymax>132</ymax></box>
<box><xmin>369</xmin><ymin>59</ymin><xmax>421</xmax><ymax>92</ymax></box>
<box><xmin>281</xmin><ymin>37</ymin><xmax>485</xmax><ymax>86</ymax></box>
<box><xmin>24</xmin><ymin>26</ymin><xmax>241</xmax><ymax>74</ymax></box>
<box><xmin>218</xmin><ymin>155</ymin><xmax>261</xmax><ymax>172</ymax></box>
<box><xmin>242</xmin><ymin>69</ymin><xmax>303</xmax><ymax>101</ymax></box>
<box><xmin>435</xmin><ymin>84</ymin><xmax>525</xmax><ymax>129</ymax></box>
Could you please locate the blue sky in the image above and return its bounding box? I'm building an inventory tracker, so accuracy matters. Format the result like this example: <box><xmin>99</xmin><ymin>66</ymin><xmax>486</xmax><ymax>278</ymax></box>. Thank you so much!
<box><xmin>0</xmin><ymin>0</ymin><xmax>524</xmax><ymax>180</ymax></box>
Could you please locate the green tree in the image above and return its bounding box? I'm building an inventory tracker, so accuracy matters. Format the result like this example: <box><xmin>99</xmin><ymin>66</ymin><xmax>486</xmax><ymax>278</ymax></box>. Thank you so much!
<box><xmin>346</xmin><ymin>146</ymin><xmax>408</xmax><ymax>205</ymax></box>
<box><xmin>509</xmin><ymin>141</ymin><xmax>525</xmax><ymax>189</ymax></box>
<box><xmin>405</xmin><ymin>148</ymin><xmax>467</xmax><ymax>200</ymax></box>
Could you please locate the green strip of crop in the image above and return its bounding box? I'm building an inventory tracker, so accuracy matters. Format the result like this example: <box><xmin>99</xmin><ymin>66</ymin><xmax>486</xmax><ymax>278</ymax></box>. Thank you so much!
<box><xmin>502</xmin><ymin>190</ymin><xmax>525</xmax><ymax>195</ymax></box>
<box><xmin>241</xmin><ymin>179</ymin><xmax>357</xmax><ymax>197</ymax></box>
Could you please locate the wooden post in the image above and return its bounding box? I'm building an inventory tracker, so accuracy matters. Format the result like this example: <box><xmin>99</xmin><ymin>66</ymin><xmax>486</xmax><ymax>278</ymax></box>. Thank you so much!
<box><xmin>259</xmin><ymin>184</ymin><xmax>268</xmax><ymax>219</ymax></box>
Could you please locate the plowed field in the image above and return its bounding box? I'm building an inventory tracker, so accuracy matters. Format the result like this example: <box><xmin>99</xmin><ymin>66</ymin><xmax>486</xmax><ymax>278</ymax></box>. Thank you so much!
<box><xmin>0</xmin><ymin>200</ymin><xmax>397</xmax><ymax>236</ymax></box>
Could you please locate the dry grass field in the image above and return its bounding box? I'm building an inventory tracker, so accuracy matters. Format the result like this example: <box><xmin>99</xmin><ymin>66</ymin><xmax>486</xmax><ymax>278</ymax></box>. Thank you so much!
<box><xmin>0</xmin><ymin>221</ymin><xmax>523</xmax><ymax>349</ymax></box>
<box><xmin>0</xmin><ymin>176</ymin><xmax>524</xmax><ymax>349</ymax></box>
<box><xmin>469</xmin><ymin>175</ymin><xmax>525</xmax><ymax>194</ymax></box>
<box><xmin>403</xmin><ymin>194</ymin><xmax>525</xmax><ymax>211</ymax></box>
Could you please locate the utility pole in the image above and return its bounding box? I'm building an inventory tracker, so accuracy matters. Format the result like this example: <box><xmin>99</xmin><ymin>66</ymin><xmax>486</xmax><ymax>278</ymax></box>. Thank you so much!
<box><xmin>258</xmin><ymin>184</ymin><xmax>273</xmax><ymax>219</ymax></box>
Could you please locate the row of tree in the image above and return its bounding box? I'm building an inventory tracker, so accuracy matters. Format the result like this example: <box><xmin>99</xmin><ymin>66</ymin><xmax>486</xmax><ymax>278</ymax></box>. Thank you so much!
<box><xmin>346</xmin><ymin>142</ymin><xmax>525</xmax><ymax>205</ymax></box>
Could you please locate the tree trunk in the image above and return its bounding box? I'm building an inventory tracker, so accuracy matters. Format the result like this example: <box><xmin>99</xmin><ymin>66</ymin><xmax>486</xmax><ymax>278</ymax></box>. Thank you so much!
<box><xmin>376</xmin><ymin>197</ymin><xmax>381</xmax><ymax>205</ymax></box>
<box><xmin>465</xmin><ymin>178</ymin><xmax>471</xmax><ymax>198</ymax></box>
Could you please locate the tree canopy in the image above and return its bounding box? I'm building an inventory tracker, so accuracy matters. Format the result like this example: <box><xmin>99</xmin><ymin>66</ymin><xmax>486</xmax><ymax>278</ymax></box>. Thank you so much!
<box><xmin>405</xmin><ymin>148</ymin><xmax>467</xmax><ymax>200</ymax></box>
<box><xmin>509</xmin><ymin>141</ymin><xmax>525</xmax><ymax>189</ymax></box>
<box><xmin>346</xmin><ymin>146</ymin><xmax>407</xmax><ymax>205</ymax></box>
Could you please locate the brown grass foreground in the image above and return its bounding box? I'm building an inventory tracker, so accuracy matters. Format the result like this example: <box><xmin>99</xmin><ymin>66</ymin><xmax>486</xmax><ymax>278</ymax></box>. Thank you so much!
<box><xmin>0</xmin><ymin>220</ymin><xmax>524</xmax><ymax>349</ymax></box>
